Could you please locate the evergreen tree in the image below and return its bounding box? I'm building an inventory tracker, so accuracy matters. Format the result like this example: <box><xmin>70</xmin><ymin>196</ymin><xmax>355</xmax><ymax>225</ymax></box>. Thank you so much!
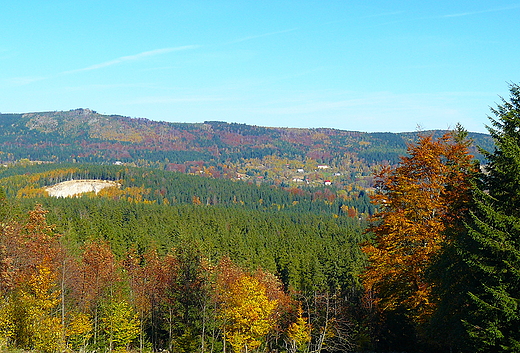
<box><xmin>430</xmin><ymin>83</ymin><xmax>520</xmax><ymax>352</ymax></box>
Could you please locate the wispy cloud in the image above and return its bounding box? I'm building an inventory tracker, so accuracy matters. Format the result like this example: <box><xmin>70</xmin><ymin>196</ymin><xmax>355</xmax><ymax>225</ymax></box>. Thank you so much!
<box><xmin>324</xmin><ymin>10</ymin><xmax>403</xmax><ymax>26</ymax></box>
<box><xmin>3</xmin><ymin>76</ymin><xmax>48</xmax><ymax>86</ymax></box>
<box><xmin>226</xmin><ymin>28</ymin><xmax>298</xmax><ymax>45</ymax></box>
<box><xmin>62</xmin><ymin>45</ymin><xmax>200</xmax><ymax>74</ymax></box>
<box><xmin>443</xmin><ymin>4</ymin><xmax>520</xmax><ymax>18</ymax></box>
<box><xmin>140</xmin><ymin>65</ymin><xmax>183</xmax><ymax>72</ymax></box>
<box><xmin>2</xmin><ymin>46</ymin><xmax>200</xmax><ymax>87</ymax></box>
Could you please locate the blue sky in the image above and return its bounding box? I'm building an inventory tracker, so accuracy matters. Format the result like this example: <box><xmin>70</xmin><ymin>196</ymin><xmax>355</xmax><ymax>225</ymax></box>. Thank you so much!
<box><xmin>2</xmin><ymin>1</ymin><xmax>520</xmax><ymax>133</ymax></box>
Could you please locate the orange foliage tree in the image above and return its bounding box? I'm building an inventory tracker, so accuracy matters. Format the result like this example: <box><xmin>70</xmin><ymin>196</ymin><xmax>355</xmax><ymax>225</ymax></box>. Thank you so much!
<box><xmin>0</xmin><ymin>204</ymin><xmax>65</xmax><ymax>351</ymax></box>
<box><xmin>253</xmin><ymin>268</ymin><xmax>293</xmax><ymax>345</ymax></box>
<box><xmin>74</xmin><ymin>240</ymin><xmax>118</xmax><ymax>345</ymax></box>
<box><xmin>124</xmin><ymin>247</ymin><xmax>166</xmax><ymax>351</ymax></box>
<box><xmin>361</xmin><ymin>128</ymin><xmax>476</xmax><ymax>321</ymax></box>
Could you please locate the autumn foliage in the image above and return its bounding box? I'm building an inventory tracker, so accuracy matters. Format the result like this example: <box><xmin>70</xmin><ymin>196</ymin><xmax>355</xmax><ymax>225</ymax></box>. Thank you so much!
<box><xmin>361</xmin><ymin>129</ymin><xmax>476</xmax><ymax>320</ymax></box>
<box><xmin>220</xmin><ymin>275</ymin><xmax>277</xmax><ymax>352</ymax></box>
<box><xmin>0</xmin><ymin>203</ymin><xmax>318</xmax><ymax>352</ymax></box>
<box><xmin>0</xmin><ymin>204</ymin><xmax>64</xmax><ymax>351</ymax></box>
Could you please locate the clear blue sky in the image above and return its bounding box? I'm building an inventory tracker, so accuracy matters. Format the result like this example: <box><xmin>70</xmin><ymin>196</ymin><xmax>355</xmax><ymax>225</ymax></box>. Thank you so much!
<box><xmin>2</xmin><ymin>1</ymin><xmax>519</xmax><ymax>133</ymax></box>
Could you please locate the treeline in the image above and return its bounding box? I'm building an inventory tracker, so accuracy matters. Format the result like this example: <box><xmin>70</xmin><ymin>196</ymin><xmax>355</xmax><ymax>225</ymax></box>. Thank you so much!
<box><xmin>0</xmin><ymin>195</ymin><xmax>371</xmax><ymax>352</ymax></box>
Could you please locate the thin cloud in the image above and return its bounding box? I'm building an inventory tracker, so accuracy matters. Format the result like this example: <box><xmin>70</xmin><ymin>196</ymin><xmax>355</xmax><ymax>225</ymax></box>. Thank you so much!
<box><xmin>140</xmin><ymin>65</ymin><xmax>183</xmax><ymax>72</ymax></box>
<box><xmin>3</xmin><ymin>46</ymin><xmax>200</xmax><ymax>87</ymax></box>
<box><xmin>63</xmin><ymin>45</ymin><xmax>200</xmax><ymax>74</ymax></box>
<box><xmin>443</xmin><ymin>4</ymin><xmax>520</xmax><ymax>18</ymax></box>
<box><xmin>324</xmin><ymin>11</ymin><xmax>403</xmax><ymax>26</ymax></box>
<box><xmin>64</xmin><ymin>83</ymin><xmax>157</xmax><ymax>91</ymax></box>
<box><xmin>226</xmin><ymin>28</ymin><xmax>298</xmax><ymax>44</ymax></box>
<box><xmin>3</xmin><ymin>76</ymin><xmax>48</xmax><ymax>86</ymax></box>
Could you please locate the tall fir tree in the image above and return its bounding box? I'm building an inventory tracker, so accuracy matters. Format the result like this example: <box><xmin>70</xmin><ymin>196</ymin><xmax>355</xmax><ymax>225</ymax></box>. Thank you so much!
<box><xmin>430</xmin><ymin>83</ymin><xmax>520</xmax><ymax>352</ymax></box>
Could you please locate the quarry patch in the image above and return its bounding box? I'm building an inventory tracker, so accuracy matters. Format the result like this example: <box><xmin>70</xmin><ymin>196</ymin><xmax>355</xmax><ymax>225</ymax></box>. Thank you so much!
<box><xmin>45</xmin><ymin>179</ymin><xmax>120</xmax><ymax>197</ymax></box>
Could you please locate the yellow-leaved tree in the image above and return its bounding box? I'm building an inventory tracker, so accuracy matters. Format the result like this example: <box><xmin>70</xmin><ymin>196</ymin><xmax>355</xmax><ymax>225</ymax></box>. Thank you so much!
<box><xmin>3</xmin><ymin>204</ymin><xmax>65</xmax><ymax>352</ymax></box>
<box><xmin>0</xmin><ymin>244</ymin><xmax>15</xmax><ymax>348</ymax></box>
<box><xmin>286</xmin><ymin>306</ymin><xmax>311</xmax><ymax>353</ymax></box>
<box><xmin>14</xmin><ymin>263</ymin><xmax>63</xmax><ymax>352</ymax></box>
<box><xmin>65</xmin><ymin>311</ymin><xmax>93</xmax><ymax>351</ymax></box>
<box><xmin>220</xmin><ymin>275</ymin><xmax>277</xmax><ymax>353</ymax></box>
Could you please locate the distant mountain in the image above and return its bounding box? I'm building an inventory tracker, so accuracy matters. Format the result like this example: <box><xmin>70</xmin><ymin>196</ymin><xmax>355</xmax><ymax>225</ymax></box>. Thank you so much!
<box><xmin>0</xmin><ymin>108</ymin><xmax>493</xmax><ymax>190</ymax></box>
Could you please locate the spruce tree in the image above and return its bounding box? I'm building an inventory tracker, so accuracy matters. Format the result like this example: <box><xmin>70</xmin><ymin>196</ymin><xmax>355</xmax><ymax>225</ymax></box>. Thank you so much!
<box><xmin>430</xmin><ymin>83</ymin><xmax>520</xmax><ymax>352</ymax></box>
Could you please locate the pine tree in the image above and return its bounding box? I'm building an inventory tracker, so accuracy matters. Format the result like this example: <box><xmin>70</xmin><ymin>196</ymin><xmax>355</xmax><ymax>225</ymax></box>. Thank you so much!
<box><xmin>430</xmin><ymin>83</ymin><xmax>520</xmax><ymax>352</ymax></box>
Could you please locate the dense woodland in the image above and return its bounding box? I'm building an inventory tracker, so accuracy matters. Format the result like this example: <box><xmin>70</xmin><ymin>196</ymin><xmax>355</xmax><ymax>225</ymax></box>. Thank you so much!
<box><xmin>1</xmin><ymin>85</ymin><xmax>520</xmax><ymax>352</ymax></box>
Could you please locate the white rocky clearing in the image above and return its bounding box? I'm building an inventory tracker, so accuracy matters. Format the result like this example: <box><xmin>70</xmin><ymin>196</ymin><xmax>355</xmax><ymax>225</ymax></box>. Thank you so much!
<box><xmin>45</xmin><ymin>179</ymin><xmax>120</xmax><ymax>197</ymax></box>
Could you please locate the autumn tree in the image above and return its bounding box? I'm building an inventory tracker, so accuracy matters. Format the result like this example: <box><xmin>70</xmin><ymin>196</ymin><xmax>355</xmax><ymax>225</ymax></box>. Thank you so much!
<box><xmin>124</xmin><ymin>247</ymin><xmax>166</xmax><ymax>351</ymax></box>
<box><xmin>74</xmin><ymin>240</ymin><xmax>118</xmax><ymax>345</ymax></box>
<box><xmin>299</xmin><ymin>290</ymin><xmax>360</xmax><ymax>353</ymax></box>
<box><xmin>361</xmin><ymin>128</ymin><xmax>476</xmax><ymax>344</ymax></box>
<box><xmin>9</xmin><ymin>205</ymin><xmax>63</xmax><ymax>285</ymax></box>
<box><xmin>101</xmin><ymin>299</ymin><xmax>140</xmax><ymax>352</ymax></box>
<box><xmin>286</xmin><ymin>305</ymin><xmax>311</xmax><ymax>353</ymax></box>
<box><xmin>0</xmin><ymin>205</ymin><xmax>65</xmax><ymax>352</ymax></box>
<box><xmin>65</xmin><ymin>311</ymin><xmax>93</xmax><ymax>351</ymax></box>
<box><xmin>0</xmin><ymin>245</ymin><xmax>14</xmax><ymax>348</ymax></box>
<box><xmin>0</xmin><ymin>298</ymin><xmax>14</xmax><ymax>349</ymax></box>
<box><xmin>12</xmin><ymin>263</ymin><xmax>63</xmax><ymax>352</ymax></box>
<box><xmin>0</xmin><ymin>196</ymin><xmax>20</xmax><ymax>347</ymax></box>
<box><xmin>212</xmin><ymin>258</ymin><xmax>288</xmax><ymax>352</ymax></box>
<box><xmin>252</xmin><ymin>268</ymin><xmax>293</xmax><ymax>350</ymax></box>
<box><xmin>220</xmin><ymin>274</ymin><xmax>277</xmax><ymax>353</ymax></box>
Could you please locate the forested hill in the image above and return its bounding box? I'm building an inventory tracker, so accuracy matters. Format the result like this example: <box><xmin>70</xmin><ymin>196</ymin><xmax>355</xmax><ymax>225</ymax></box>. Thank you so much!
<box><xmin>0</xmin><ymin>108</ymin><xmax>493</xmax><ymax>190</ymax></box>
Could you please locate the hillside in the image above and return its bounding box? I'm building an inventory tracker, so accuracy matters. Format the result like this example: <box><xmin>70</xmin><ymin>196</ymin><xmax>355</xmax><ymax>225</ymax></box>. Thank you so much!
<box><xmin>0</xmin><ymin>108</ymin><xmax>493</xmax><ymax>192</ymax></box>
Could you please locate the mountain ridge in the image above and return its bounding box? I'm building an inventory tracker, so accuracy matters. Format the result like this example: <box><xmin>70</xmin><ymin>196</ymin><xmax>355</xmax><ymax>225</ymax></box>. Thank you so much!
<box><xmin>6</xmin><ymin>107</ymin><xmax>492</xmax><ymax>134</ymax></box>
<box><xmin>0</xmin><ymin>108</ymin><xmax>493</xmax><ymax>191</ymax></box>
